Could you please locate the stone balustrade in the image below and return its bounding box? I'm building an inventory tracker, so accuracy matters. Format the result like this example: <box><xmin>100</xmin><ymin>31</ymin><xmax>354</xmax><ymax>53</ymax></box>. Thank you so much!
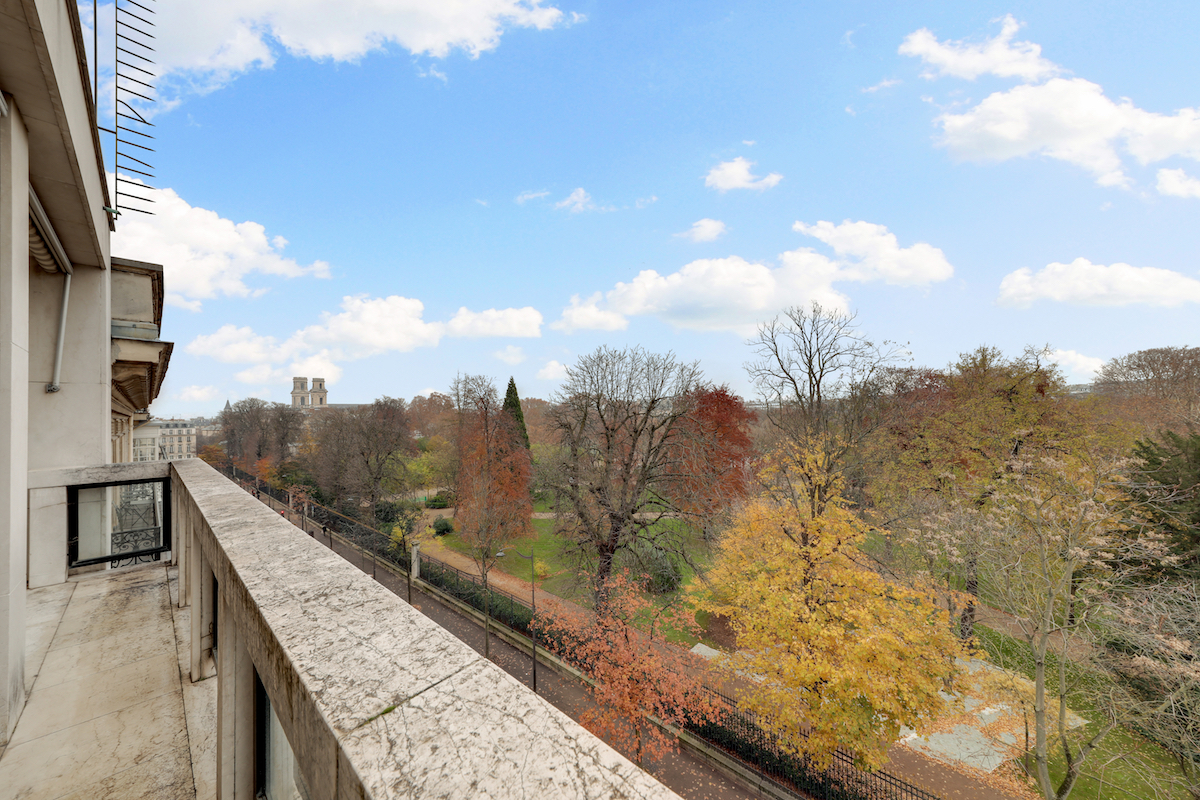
<box><xmin>172</xmin><ymin>458</ymin><xmax>678</xmax><ymax>799</ymax></box>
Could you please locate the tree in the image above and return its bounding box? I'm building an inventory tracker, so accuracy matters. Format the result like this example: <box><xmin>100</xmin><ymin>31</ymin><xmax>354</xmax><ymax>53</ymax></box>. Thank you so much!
<box><xmin>1132</xmin><ymin>431</ymin><xmax>1200</xmax><ymax>575</ymax></box>
<box><xmin>455</xmin><ymin>376</ymin><xmax>533</xmax><ymax>659</ymax></box>
<box><xmin>982</xmin><ymin>445</ymin><xmax>1176</xmax><ymax>800</ymax></box>
<box><xmin>746</xmin><ymin>302</ymin><xmax>907</xmax><ymax>518</ymax></box>
<box><xmin>534</xmin><ymin>572</ymin><xmax>718</xmax><ymax>766</ymax></box>
<box><xmin>346</xmin><ymin>398</ymin><xmax>414</xmax><ymax>525</ymax></box>
<box><xmin>703</xmin><ymin>439</ymin><xmax>963</xmax><ymax>770</ymax></box>
<box><xmin>665</xmin><ymin>385</ymin><xmax>757</xmax><ymax>540</ymax></box>
<box><xmin>547</xmin><ymin>346</ymin><xmax>704</xmax><ymax>601</ymax></box>
<box><xmin>1105</xmin><ymin>581</ymin><xmax>1200</xmax><ymax>799</ymax></box>
<box><xmin>301</xmin><ymin>399</ymin><xmax>415</xmax><ymax>522</ymax></box>
<box><xmin>871</xmin><ymin>345</ymin><xmax>1076</xmax><ymax>639</ymax></box>
<box><xmin>1094</xmin><ymin>346</ymin><xmax>1200</xmax><ymax>429</ymax></box>
<box><xmin>221</xmin><ymin>398</ymin><xmax>305</xmax><ymax>469</ymax></box>
<box><xmin>502</xmin><ymin>377</ymin><xmax>530</xmax><ymax>449</ymax></box>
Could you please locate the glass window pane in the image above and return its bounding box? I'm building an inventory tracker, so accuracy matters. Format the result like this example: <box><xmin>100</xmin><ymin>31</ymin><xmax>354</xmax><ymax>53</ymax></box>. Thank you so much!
<box><xmin>73</xmin><ymin>481</ymin><xmax>166</xmax><ymax>566</ymax></box>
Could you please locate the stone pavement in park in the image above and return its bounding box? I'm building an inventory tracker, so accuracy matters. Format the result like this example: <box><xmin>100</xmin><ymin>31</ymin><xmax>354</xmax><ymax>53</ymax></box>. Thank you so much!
<box><xmin>263</xmin><ymin>493</ymin><xmax>1031</xmax><ymax>800</ymax></box>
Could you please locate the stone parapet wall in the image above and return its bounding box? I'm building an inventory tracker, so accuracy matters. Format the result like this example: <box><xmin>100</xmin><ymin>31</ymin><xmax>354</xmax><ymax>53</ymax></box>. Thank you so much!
<box><xmin>171</xmin><ymin>457</ymin><xmax>678</xmax><ymax>799</ymax></box>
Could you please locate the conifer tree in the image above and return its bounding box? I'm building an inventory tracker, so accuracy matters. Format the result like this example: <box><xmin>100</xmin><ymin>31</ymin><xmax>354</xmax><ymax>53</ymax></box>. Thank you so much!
<box><xmin>502</xmin><ymin>377</ymin><xmax>530</xmax><ymax>449</ymax></box>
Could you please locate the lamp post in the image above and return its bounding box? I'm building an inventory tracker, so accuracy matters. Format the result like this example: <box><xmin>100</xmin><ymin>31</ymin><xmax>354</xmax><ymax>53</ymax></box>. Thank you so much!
<box><xmin>511</xmin><ymin>549</ymin><xmax>538</xmax><ymax>694</ymax></box>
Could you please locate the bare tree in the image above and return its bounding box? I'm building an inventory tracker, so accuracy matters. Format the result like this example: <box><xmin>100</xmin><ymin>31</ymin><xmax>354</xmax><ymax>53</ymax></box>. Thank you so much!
<box><xmin>347</xmin><ymin>397</ymin><xmax>414</xmax><ymax>525</ymax></box>
<box><xmin>1094</xmin><ymin>346</ymin><xmax>1200</xmax><ymax>428</ymax></box>
<box><xmin>745</xmin><ymin>302</ymin><xmax>907</xmax><ymax>515</ymax></box>
<box><xmin>221</xmin><ymin>398</ymin><xmax>302</xmax><ymax>469</ymax></box>
<box><xmin>302</xmin><ymin>398</ymin><xmax>414</xmax><ymax>523</ymax></box>
<box><xmin>548</xmin><ymin>346</ymin><xmax>703</xmax><ymax>602</ymax></box>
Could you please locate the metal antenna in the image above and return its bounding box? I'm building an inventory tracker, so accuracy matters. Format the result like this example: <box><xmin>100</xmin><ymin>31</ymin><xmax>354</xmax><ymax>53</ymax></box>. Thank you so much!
<box><xmin>112</xmin><ymin>0</ymin><xmax>157</xmax><ymax>217</ymax></box>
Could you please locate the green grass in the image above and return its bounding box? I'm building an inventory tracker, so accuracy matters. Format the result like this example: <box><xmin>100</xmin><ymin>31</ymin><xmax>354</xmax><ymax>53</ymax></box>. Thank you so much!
<box><xmin>975</xmin><ymin>625</ymin><xmax>1188</xmax><ymax>800</ymax></box>
<box><xmin>440</xmin><ymin>515</ymin><xmax>719</xmax><ymax>647</ymax></box>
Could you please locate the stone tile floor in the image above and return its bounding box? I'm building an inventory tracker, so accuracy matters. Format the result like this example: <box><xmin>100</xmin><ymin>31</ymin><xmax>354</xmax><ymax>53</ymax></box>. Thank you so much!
<box><xmin>0</xmin><ymin>564</ymin><xmax>216</xmax><ymax>800</ymax></box>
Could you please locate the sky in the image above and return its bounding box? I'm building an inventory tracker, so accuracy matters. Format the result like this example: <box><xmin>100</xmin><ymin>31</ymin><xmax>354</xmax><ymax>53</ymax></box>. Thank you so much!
<box><xmin>86</xmin><ymin>0</ymin><xmax>1200</xmax><ymax>416</ymax></box>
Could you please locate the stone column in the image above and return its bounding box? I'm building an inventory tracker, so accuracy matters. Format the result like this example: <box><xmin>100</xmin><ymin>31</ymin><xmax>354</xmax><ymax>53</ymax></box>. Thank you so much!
<box><xmin>216</xmin><ymin>588</ymin><xmax>255</xmax><ymax>799</ymax></box>
<box><xmin>0</xmin><ymin>93</ymin><xmax>30</xmax><ymax>745</ymax></box>
<box><xmin>190</xmin><ymin>523</ymin><xmax>216</xmax><ymax>682</ymax></box>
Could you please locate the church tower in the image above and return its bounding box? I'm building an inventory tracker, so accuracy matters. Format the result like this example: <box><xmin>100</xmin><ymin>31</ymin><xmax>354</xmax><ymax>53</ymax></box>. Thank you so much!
<box><xmin>310</xmin><ymin>377</ymin><xmax>328</xmax><ymax>408</ymax></box>
<box><xmin>291</xmin><ymin>377</ymin><xmax>310</xmax><ymax>408</ymax></box>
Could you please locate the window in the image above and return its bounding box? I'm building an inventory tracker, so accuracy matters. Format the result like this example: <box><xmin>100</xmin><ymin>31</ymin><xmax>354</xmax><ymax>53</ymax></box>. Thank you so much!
<box><xmin>68</xmin><ymin>478</ymin><xmax>171</xmax><ymax>568</ymax></box>
<box><xmin>255</xmin><ymin>673</ymin><xmax>309</xmax><ymax>799</ymax></box>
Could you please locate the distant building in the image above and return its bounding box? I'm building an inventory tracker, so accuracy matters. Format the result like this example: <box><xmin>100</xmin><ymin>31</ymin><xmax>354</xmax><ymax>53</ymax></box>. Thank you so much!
<box><xmin>133</xmin><ymin>418</ymin><xmax>201</xmax><ymax>461</ymax></box>
<box><xmin>290</xmin><ymin>376</ymin><xmax>329</xmax><ymax>408</ymax></box>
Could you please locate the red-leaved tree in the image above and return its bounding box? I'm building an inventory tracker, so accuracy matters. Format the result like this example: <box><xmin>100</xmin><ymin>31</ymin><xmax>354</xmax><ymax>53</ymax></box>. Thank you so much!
<box><xmin>668</xmin><ymin>385</ymin><xmax>757</xmax><ymax>538</ymax></box>
<box><xmin>456</xmin><ymin>376</ymin><xmax>533</xmax><ymax>658</ymax></box>
<box><xmin>533</xmin><ymin>573</ymin><xmax>719</xmax><ymax>766</ymax></box>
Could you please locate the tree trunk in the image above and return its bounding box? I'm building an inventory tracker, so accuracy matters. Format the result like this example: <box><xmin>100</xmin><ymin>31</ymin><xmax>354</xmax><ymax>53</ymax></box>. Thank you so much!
<box><xmin>959</xmin><ymin>555</ymin><xmax>978</xmax><ymax>642</ymax></box>
<box><xmin>483</xmin><ymin>572</ymin><xmax>491</xmax><ymax>660</ymax></box>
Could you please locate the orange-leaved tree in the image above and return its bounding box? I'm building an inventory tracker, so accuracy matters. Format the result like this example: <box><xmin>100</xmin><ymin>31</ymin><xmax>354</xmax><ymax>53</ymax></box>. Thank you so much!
<box><xmin>456</xmin><ymin>376</ymin><xmax>533</xmax><ymax>659</ymax></box>
<box><xmin>703</xmin><ymin>437</ymin><xmax>964</xmax><ymax>770</ymax></box>
<box><xmin>533</xmin><ymin>572</ymin><xmax>719</xmax><ymax>766</ymax></box>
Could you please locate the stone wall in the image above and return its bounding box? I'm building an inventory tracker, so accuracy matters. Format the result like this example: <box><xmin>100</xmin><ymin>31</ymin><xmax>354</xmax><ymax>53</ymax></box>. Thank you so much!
<box><xmin>172</xmin><ymin>458</ymin><xmax>679</xmax><ymax>799</ymax></box>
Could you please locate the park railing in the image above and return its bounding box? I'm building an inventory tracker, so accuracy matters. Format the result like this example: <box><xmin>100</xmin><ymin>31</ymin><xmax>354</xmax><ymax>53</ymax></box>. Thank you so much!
<box><xmin>216</xmin><ymin>463</ymin><xmax>941</xmax><ymax>800</ymax></box>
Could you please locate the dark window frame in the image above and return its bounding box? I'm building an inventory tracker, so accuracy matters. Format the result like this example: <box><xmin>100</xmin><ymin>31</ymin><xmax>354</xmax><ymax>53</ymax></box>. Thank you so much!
<box><xmin>67</xmin><ymin>477</ymin><xmax>172</xmax><ymax>568</ymax></box>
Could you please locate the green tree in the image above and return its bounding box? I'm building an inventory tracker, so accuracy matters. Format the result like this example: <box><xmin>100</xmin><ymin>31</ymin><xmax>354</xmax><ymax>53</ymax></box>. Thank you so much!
<box><xmin>1132</xmin><ymin>430</ymin><xmax>1200</xmax><ymax>575</ymax></box>
<box><xmin>502</xmin><ymin>376</ymin><xmax>530</xmax><ymax>449</ymax></box>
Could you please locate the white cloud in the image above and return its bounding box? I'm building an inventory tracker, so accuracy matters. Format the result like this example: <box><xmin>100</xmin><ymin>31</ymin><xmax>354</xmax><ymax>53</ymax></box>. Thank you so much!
<box><xmin>293</xmin><ymin>295</ymin><xmax>443</xmax><ymax>357</ymax></box>
<box><xmin>704</xmin><ymin>157</ymin><xmax>782</xmax><ymax>192</ymax></box>
<box><xmin>1052</xmin><ymin>349</ymin><xmax>1105</xmax><ymax>379</ymax></box>
<box><xmin>185</xmin><ymin>325</ymin><xmax>282</xmax><ymax>363</ymax></box>
<box><xmin>418</xmin><ymin>64</ymin><xmax>449</xmax><ymax>82</ymax></box>
<box><xmin>494</xmin><ymin>345</ymin><xmax>526</xmax><ymax>365</ymax></box>
<box><xmin>1157</xmin><ymin>168</ymin><xmax>1200</xmax><ymax>198</ymax></box>
<box><xmin>935</xmin><ymin>78</ymin><xmax>1172</xmax><ymax>187</ymax></box>
<box><xmin>188</xmin><ymin>294</ymin><xmax>543</xmax><ymax>384</ymax></box>
<box><xmin>554</xmin><ymin>187</ymin><xmax>613</xmax><ymax>213</ymax></box>
<box><xmin>553</xmin><ymin>220</ymin><xmax>952</xmax><ymax>334</ymax></box>
<box><xmin>445</xmin><ymin>306</ymin><xmax>543</xmax><ymax>338</ymax></box>
<box><xmin>140</xmin><ymin>0</ymin><xmax>567</xmax><ymax>103</ymax></box>
<box><xmin>998</xmin><ymin>258</ymin><xmax>1200</xmax><ymax>307</ymax></box>
<box><xmin>474</xmin><ymin>198</ymin><xmax>489</xmax><ymax>207</ymax></box>
<box><xmin>676</xmin><ymin>218</ymin><xmax>727</xmax><ymax>243</ymax></box>
<box><xmin>635</xmin><ymin>195</ymin><xmax>659</xmax><ymax>209</ymax></box>
<box><xmin>902</xmin><ymin>19</ymin><xmax>1200</xmax><ymax>188</ymax></box>
<box><xmin>537</xmin><ymin>360</ymin><xmax>567</xmax><ymax>380</ymax></box>
<box><xmin>862</xmin><ymin>78</ymin><xmax>901</xmax><ymax>93</ymax></box>
<box><xmin>742</xmin><ymin>139</ymin><xmax>757</xmax><ymax>146</ymax></box>
<box><xmin>791</xmin><ymin>220</ymin><xmax>953</xmax><ymax>284</ymax></box>
<box><xmin>515</xmin><ymin>190</ymin><xmax>550</xmax><ymax>204</ymax></box>
<box><xmin>112</xmin><ymin>180</ymin><xmax>329</xmax><ymax>310</ymax></box>
<box><xmin>550</xmin><ymin>293</ymin><xmax>629</xmax><ymax>333</ymax></box>
<box><xmin>176</xmin><ymin>385</ymin><xmax>220</xmax><ymax>402</ymax></box>
<box><xmin>899</xmin><ymin>14</ymin><xmax>1059</xmax><ymax>82</ymax></box>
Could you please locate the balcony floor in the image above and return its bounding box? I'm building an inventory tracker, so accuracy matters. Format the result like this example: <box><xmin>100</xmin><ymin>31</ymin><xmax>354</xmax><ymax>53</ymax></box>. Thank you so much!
<box><xmin>0</xmin><ymin>564</ymin><xmax>215</xmax><ymax>799</ymax></box>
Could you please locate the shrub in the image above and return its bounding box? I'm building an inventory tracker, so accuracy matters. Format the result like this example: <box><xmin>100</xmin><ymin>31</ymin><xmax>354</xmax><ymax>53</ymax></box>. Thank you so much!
<box><xmin>620</xmin><ymin>542</ymin><xmax>683</xmax><ymax>594</ymax></box>
<box><xmin>433</xmin><ymin>515</ymin><xmax>454</xmax><ymax>535</ymax></box>
<box><xmin>425</xmin><ymin>492</ymin><xmax>455</xmax><ymax>509</ymax></box>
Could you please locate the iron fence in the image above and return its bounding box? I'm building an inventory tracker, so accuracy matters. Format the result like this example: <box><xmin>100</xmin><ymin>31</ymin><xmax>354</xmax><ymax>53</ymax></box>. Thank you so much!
<box><xmin>215</xmin><ymin>463</ymin><xmax>940</xmax><ymax>800</ymax></box>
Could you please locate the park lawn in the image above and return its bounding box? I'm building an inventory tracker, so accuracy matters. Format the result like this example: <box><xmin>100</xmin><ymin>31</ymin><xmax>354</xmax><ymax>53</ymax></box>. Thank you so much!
<box><xmin>441</xmin><ymin>515</ymin><xmax>720</xmax><ymax>648</ymax></box>
<box><xmin>976</xmin><ymin>626</ymin><xmax>1188</xmax><ymax>800</ymax></box>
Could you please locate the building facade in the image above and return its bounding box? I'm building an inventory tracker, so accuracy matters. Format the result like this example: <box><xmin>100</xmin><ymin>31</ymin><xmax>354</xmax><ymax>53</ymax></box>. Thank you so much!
<box><xmin>1</xmin><ymin>0</ymin><xmax>174</xmax><ymax>742</ymax></box>
<box><xmin>290</xmin><ymin>375</ymin><xmax>329</xmax><ymax>408</ymax></box>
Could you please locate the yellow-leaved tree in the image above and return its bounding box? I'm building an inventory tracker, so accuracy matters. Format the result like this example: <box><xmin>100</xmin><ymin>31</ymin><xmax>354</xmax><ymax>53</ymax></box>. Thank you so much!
<box><xmin>704</xmin><ymin>438</ymin><xmax>965</xmax><ymax>770</ymax></box>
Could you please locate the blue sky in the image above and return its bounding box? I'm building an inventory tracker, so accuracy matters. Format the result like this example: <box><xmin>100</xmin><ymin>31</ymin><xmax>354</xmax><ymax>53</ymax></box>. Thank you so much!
<box><xmin>92</xmin><ymin>1</ymin><xmax>1200</xmax><ymax>415</ymax></box>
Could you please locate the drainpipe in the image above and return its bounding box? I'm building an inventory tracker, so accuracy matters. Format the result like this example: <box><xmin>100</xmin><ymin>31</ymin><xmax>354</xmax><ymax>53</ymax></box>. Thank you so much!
<box><xmin>45</xmin><ymin>272</ymin><xmax>72</xmax><ymax>393</ymax></box>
